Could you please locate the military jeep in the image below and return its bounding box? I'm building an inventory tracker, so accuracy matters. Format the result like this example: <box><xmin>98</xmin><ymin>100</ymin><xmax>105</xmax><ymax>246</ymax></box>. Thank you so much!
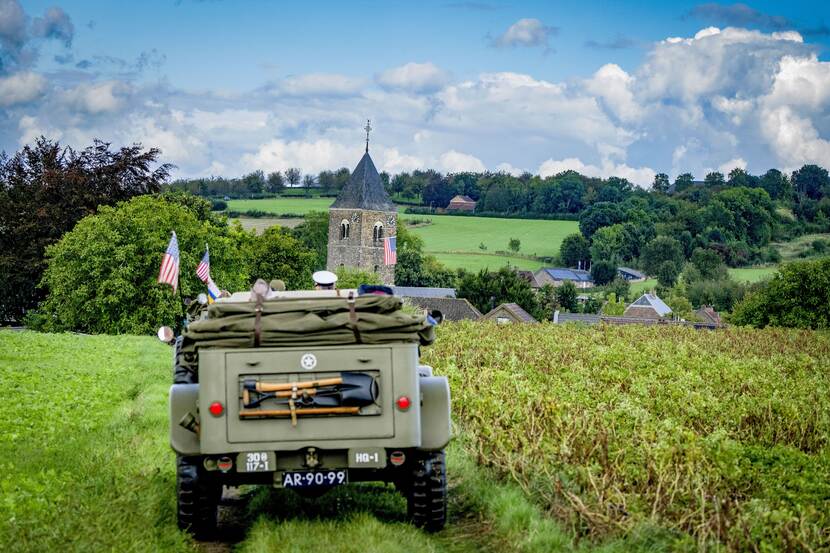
<box><xmin>166</xmin><ymin>285</ymin><xmax>451</xmax><ymax>537</ymax></box>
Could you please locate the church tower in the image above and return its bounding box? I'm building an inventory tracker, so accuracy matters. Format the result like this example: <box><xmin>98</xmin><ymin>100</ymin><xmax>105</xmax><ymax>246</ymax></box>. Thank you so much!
<box><xmin>326</xmin><ymin>122</ymin><xmax>397</xmax><ymax>285</ymax></box>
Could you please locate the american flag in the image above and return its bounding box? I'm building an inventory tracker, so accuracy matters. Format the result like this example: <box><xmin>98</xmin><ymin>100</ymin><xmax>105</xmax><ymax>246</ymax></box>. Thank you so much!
<box><xmin>383</xmin><ymin>236</ymin><xmax>397</xmax><ymax>265</ymax></box>
<box><xmin>158</xmin><ymin>231</ymin><xmax>180</xmax><ymax>291</ymax></box>
<box><xmin>196</xmin><ymin>244</ymin><xmax>210</xmax><ymax>283</ymax></box>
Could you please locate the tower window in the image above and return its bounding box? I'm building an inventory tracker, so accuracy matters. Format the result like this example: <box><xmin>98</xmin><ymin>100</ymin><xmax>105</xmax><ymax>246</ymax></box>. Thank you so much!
<box><xmin>340</xmin><ymin>219</ymin><xmax>350</xmax><ymax>239</ymax></box>
<box><xmin>373</xmin><ymin>222</ymin><xmax>384</xmax><ymax>242</ymax></box>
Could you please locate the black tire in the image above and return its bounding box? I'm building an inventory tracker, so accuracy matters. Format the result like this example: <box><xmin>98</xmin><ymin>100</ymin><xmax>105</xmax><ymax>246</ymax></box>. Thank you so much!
<box><xmin>406</xmin><ymin>450</ymin><xmax>447</xmax><ymax>532</ymax></box>
<box><xmin>173</xmin><ymin>336</ymin><xmax>197</xmax><ymax>384</ymax></box>
<box><xmin>176</xmin><ymin>455</ymin><xmax>220</xmax><ymax>539</ymax></box>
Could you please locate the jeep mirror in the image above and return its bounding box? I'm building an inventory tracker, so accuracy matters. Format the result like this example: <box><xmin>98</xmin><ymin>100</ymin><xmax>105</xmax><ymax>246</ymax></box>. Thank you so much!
<box><xmin>157</xmin><ymin>326</ymin><xmax>175</xmax><ymax>343</ymax></box>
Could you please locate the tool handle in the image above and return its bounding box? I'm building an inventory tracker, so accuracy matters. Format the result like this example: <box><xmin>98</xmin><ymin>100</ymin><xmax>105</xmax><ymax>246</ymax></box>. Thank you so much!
<box><xmin>239</xmin><ymin>406</ymin><xmax>359</xmax><ymax>417</ymax></box>
<box><xmin>256</xmin><ymin>377</ymin><xmax>342</xmax><ymax>392</ymax></box>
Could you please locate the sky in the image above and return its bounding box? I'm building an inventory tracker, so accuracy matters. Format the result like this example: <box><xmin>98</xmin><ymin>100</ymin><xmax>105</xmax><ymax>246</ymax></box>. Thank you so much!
<box><xmin>2</xmin><ymin>0</ymin><xmax>830</xmax><ymax>186</ymax></box>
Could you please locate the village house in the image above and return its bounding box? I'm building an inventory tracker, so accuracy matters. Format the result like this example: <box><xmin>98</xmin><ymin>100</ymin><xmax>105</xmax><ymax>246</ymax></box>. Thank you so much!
<box><xmin>623</xmin><ymin>293</ymin><xmax>672</xmax><ymax>320</ymax></box>
<box><xmin>482</xmin><ymin>303</ymin><xmax>538</xmax><ymax>324</ymax></box>
<box><xmin>392</xmin><ymin>286</ymin><xmax>481</xmax><ymax>322</ymax></box>
<box><xmin>617</xmin><ymin>267</ymin><xmax>646</xmax><ymax>281</ymax></box>
<box><xmin>534</xmin><ymin>267</ymin><xmax>594</xmax><ymax>289</ymax></box>
<box><xmin>447</xmin><ymin>195</ymin><xmax>477</xmax><ymax>212</ymax></box>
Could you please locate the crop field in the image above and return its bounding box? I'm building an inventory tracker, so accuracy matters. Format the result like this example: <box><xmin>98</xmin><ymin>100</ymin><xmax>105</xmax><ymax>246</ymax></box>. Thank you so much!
<box><xmin>3</xmin><ymin>326</ymin><xmax>829</xmax><ymax>552</ymax></box>
<box><xmin>422</xmin><ymin>323</ymin><xmax>830</xmax><ymax>551</ymax></box>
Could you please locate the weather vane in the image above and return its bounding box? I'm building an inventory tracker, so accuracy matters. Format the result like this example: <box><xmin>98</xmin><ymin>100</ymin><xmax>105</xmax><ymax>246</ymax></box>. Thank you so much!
<box><xmin>364</xmin><ymin>119</ymin><xmax>372</xmax><ymax>153</ymax></box>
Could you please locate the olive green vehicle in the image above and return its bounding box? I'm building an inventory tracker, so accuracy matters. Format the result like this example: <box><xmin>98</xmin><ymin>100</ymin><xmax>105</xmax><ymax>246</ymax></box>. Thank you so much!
<box><xmin>166</xmin><ymin>285</ymin><xmax>451</xmax><ymax>538</ymax></box>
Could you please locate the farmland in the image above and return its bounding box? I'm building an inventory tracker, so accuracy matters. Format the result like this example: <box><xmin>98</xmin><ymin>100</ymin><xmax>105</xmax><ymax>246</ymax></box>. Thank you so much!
<box><xmin>3</xmin><ymin>325</ymin><xmax>829</xmax><ymax>551</ymax></box>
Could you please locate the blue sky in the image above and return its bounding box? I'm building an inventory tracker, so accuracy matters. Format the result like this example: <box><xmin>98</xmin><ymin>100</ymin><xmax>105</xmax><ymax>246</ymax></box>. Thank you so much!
<box><xmin>3</xmin><ymin>0</ymin><xmax>830</xmax><ymax>184</ymax></box>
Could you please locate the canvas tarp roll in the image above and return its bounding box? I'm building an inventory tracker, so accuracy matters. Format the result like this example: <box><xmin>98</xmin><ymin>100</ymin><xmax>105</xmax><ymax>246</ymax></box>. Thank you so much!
<box><xmin>180</xmin><ymin>295</ymin><xmax>435</xmax><ymax>353</ymax></box>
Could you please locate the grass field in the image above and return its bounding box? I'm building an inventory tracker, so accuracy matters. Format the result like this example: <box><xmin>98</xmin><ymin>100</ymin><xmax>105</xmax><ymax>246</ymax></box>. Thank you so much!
<box><xmin>227</xmin><ymin>197</ymin><xmax>334</xmax><ymax>215</ymax></box>
<box><xmin>727</xmin><ymin>266</ymin><xmax>778</xmax><ymax>282</ymax></box>
<box><xmin>773</xmin><ymin>233</ymin><xmax>830</xmax><ymax>261</ymax></box>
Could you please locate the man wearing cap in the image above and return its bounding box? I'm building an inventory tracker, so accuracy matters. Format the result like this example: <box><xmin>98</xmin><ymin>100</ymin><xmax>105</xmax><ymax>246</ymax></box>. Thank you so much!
<box><xmin>312</xmin><ymin>270</ymin><xmax>338</xmax><ymax>290</ymax></box>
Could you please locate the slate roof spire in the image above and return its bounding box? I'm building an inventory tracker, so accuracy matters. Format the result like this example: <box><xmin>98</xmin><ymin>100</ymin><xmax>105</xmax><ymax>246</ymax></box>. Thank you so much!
<box><xmin>331</xmin><ymin>130</ymin><xmax>396</xmax><ymax>212</ymax></box>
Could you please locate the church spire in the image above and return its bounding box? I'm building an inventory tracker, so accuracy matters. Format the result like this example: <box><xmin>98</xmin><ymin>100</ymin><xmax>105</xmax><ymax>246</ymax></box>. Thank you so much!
<box><xmin>364</xmin><ymin>119</ymin><xmax>372</xmax><ymax>153</ymax></box>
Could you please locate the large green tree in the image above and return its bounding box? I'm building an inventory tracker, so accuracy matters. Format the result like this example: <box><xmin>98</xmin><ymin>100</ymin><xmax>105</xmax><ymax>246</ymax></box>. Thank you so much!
<box><xmin>731</xmin><ymin>259</ymin><xmax>830</xmax><ymax>329</ymax></box>
<box><xmin>559</xmin><ymin>233</ymin><xmax>590</xmax><ymax>268</ymax></box>
<box><xmin>35</xmin><ymin>196</ymin><xmax>248</xmax><ymax>334</ymax></box>
<box><xmin>457</xmin><ymin>267</ymin><xmax>540</xmax><ymax>319</ymax></box>
<box><xmin>246</xmin><ymin>226</ymin><xmax>317</xmax><ymax>289</ymax></box>
<box><xmin>291</xmin><ymin>211</ymin><xmax>329</xmax><ymax>269</ymax></box>
<box><xmin>640</xmin><ymin>236</ymin><xmax>685</xmax><ymax>277</ymax></box>
<box><xmin>0</xmin><ymin>138</ymin><xmax>170</xmax><ymax>322</ymax></box>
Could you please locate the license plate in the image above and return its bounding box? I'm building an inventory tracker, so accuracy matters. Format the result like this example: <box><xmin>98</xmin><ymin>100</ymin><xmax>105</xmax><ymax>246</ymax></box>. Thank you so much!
<box><xmin>237</xmin><ymin>451</ymin><xmax>275</xmax><ymax>473</ymax></box>
<box><xmin>282</xmin><ymin>469</ymin><xmax>347</xmax><ymax>488</ymax></box>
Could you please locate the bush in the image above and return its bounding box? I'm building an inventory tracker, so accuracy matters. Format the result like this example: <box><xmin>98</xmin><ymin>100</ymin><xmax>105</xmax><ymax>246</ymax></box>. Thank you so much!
<box><xmin>731</xmin><ymin>258</ymin><xmax>830</xmax><ymax>329</ymax></box>
<box><xmin>211</xmin><ymin>199</ymin><xmax>228</xmax><ymax>211</ymax></box>
<box><xmin>334</xmin><ymin>267</ymin><xmax>382</xmax><ymax>289</ymax></box>
<box><xmin>35</xmin><ymin>196</ymin><xmax>249</xmax><ymax>334</ymax></box>
<box><xmin>245</xmin><ymin>226</ymin><xmax>317</xmax><ymax>290</ymax></box>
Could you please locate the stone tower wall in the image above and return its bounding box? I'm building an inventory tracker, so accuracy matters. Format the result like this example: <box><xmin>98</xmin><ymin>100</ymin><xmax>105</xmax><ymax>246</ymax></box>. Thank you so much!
<box><xmin>326</xmin><ymin>208</ymin><xmax>396</xmax><ymax>285</ymax></box>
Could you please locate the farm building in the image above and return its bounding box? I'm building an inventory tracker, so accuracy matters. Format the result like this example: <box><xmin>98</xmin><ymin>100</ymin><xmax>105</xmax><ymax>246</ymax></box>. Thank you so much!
<box><xmin>516</xmin><ymin>270</ymin><xmax>539</xmax><ymax>288</ymax></box>
<box><xmin>694</xmin><ymin>305</ymin><xmax>723</xmax><ymax>327</ymax></box>
<box><xmin>534</xmin><ymin>268</ymin><xmax>594</xmax><ymax>289</ymax></box>
<box><xmin>483</xmin><ymin>303</ymin><xmax>537</xmax><ymax>324</ymax></box>
<box><xmin>405</xmin><ymin>296</ymin><xmax>481</xmax><ymax>322</ymax></box>
<box><xmin>553</xmin><ymin>311</ymin><xmax>601</xmax><ymax>324</ymax></box>
<box><xmin>623</xmin><ymin>293</ymin><xmax>672</xmax><ymax>320</ymax></box>
<box><xmin>447</xmin><ymin>195</ymin><xmax>477</xmax><ymax>212</ymax></box>
<box><xmin>617</xmin><ymin>267</ymin><xmax>646</xmax><ymax>281</ymax></box>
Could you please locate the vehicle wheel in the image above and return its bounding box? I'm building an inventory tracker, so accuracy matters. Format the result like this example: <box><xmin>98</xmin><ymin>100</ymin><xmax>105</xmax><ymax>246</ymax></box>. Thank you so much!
<box><xmin>176</xmin><ymin>455</ymin><xmax>220</xmax><ymax>539</ymax></box>
<box><xmin>173</xmin><ymin>336</ymin><xmax>197</xmax><ymax>384</ymax></box>
<box><xmin>406</xmin><ymin>450</ymin><xmax>447</xmax><ymax>532</ymax></box>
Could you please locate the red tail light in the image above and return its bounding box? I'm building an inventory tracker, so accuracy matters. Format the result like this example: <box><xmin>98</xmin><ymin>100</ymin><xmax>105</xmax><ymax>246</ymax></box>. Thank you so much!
<box><xmin>395</xmin><ymin>395</ymin><xmax>411</xmax><ymax>411</ymax></box>
<box><xmin>209</xmin><ymin>401</ymin><xmax>224</xmax><ymax>416</ymax></box>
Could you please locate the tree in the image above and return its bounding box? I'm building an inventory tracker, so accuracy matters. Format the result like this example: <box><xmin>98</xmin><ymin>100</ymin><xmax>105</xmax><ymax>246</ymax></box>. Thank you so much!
<box><xmin>508</xmin><ymin>238</ymin><xmax>521</xmax><ymax>253</ymax></box>
<box><xmin>704</xmin><ymin>172</ymin><xmax>725</xmax><ymax>187</ymax></box>
<box><xmin>606</xmin><ymin>277</ymin><xmax>630</xmax><ymax>302</ymax></box>
<box><xmin>302</xmin><ymin>174</ymin><xmax>315</xmax><ymax>197</ymax></box>
<box><xmin>589</xmin><ymin>224</ymin><xmax>625</xmax><ymax>262</ymax></box>
<box><xmin>602</xmin><ymin>292</ymin><xmax>626</xmax><ymax>315</ymax></box>
<box><xmin>792</xmin><ymin>164</ymin><xmax>828</xmax><ymax>201</ymax></box>
<box><xmin>245</xmin><ymin>226</ymin><xmax>316</xmax><ymax>290</ymax></box>
<box><xmin>555</xmin><ymin>281</ymin><xmax>578</xmax><ymax>312</ymax></box>
<box><xmin>560</xmin><ymin>233</ymin><xmax>590</xmax><ymax>268</ymax></box>
<box><xmin>242</xmin><ymin>170</ymin><xmax>265</xmax><ymax>194</ymax></box>
<box><xmin>656</xmin><ymin>260</ymin><xmax>680</xmax><ymax>288</ymax></box>
<box><xmin>689</xmin><ymin>248</ymin><xmax>726</xmax><ymax>280</ymax></box>
<box><xmin>291</xmin><ymin>211</ymin><xmax>329</xmax><ymax>269</ymax></box>
<box><xmin>285</xmin><ymin>167</ymin><xmax>301</xmax><ymax>186</ymax></box>
<box><xmin>578</xmin><ymin>202</ymin><xmax>625</xmax><ymax>239</ymax></box>
<box><xmin>731</xmin><ymin>259</ymin><xmax>830</xmax><ymax>329</ymax></box>
<box><xmin>32</xmin><ymin>196</ymin><xmax>248</xmax><ymax>334</ymax></box>
<box><xmin>759</xmin><ymin>169</ymin><xmax>789</xmax><ymax>200</ymax></box>
<box><xmin>640</xmin><ymin>236</ymin><xmax>684</xmax><ymax>276</ymax></box>
<box><xmin>652</xmin><ymin>173</ymin><xmax>670</xmax><ymax>194</ymax></box>
<box><xmin>266</xmin><ymin>171</ymin><xmax>285</xmax><ymax>194</ymax></box>
<box><xmin>590</xmin><ymin>260</ymin><xmax>617</xmax><ymax>286</ymax></box>
<box><xmin>457</xmin><ymin>267</ymin><xmax>540</xmax><ymax>318</ymax></box>
<box><xmin>674</xmin><ymin>173</ymin><xmax>695</xmax><ymax>193</ymax></box>
<box><xmin>0</xmin><ymin>137</ymin><xmax>170</xmax><ymax>322</ymax></box>
<box><xmin>727</xmin><ymin>168</ymin><xmax>750</xmax><ymax>188</ymax></box>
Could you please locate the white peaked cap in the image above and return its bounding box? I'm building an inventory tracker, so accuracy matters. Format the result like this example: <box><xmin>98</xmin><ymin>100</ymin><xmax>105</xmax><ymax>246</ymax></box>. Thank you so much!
<box><xmin>312</xmin><ymin>270</ymin><xmax>338</xmax><ymax>285</ymax></box>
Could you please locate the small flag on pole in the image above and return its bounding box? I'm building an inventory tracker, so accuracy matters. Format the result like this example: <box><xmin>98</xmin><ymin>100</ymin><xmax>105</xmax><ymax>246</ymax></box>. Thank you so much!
<box><xmin>158</xmin><ymin>231</ymin><xmax>180</xmax><ymax>291</ymax></box>
<box><xmin>206</xmin><ymin>278</ymin><xmax>221</xmax><ymax>303</ymax></box>
<box><xmin>196</xmin><ymin>244</ymin><xmax>210</xmax><ymax>283</ymax></box>
<box><xmin>383</xmin><ymin>235</ymin><xmax>397</xmax><ymax>265</ymax></box>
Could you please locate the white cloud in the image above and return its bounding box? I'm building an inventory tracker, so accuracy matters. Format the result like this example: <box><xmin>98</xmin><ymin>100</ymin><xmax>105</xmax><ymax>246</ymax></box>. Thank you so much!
<box><xmin>18</xmin><ymin>115</ymin><xmax>61</xmax><ymax>145</ymax></box>
<box><xmin>717</xmin><ymin>158</ymin><xmax>747</xmax><ymax>174</ymax></box>
<box><xmin>584</xmin><ymin>63</ymin><xmax>641</xmax><ymax>122</ymax></box>
<box><xmin>376</xmin><ymin>62</ymin><xmax>451</xmax><ymax>94</ymax></box>
<box><xmin>495</xmin><ymin>162</ymin><xmax>524</xmax><ymax>176</ymax></box>
<box><xmin>438</xmin><ymin>150</ymin><xmax>486</xmax><ymax>173</ymax></box>
<box><xmin>0</xmin><ymin>72</ymin><xmax>46</xmax><ymax>106</ymax></box>
<box><xmin>172</xmin><ymin>109</ymin><xmax>269</xmax><ymax>132</ymax></box>
<box><xmin>491</xmin><ymin>18</ymin><xmax>557</xmax><ymax>49</ymax></box>
<box><xmin>241</xmin><ymin>138</ymin><xmax>358</xmax><ymax>175</ymax></box>
<box><xmin>538</xmin><ymin>157</ymin><xmax>655</xmax><ymax>187</ymax></box>
<box><xmin>275</xmin><ymin>73</ymin><xmax>365</xmax><ymax>97</ymax></box>
<box><xmin>377</xmin><ymin>147</ymin><xmax>424</xmax><ymax>174</ymax></box>
<box><xmin>61</xmin><ymin>81</ymin><xmax>127</xmax><ymax>114</ymax></box>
